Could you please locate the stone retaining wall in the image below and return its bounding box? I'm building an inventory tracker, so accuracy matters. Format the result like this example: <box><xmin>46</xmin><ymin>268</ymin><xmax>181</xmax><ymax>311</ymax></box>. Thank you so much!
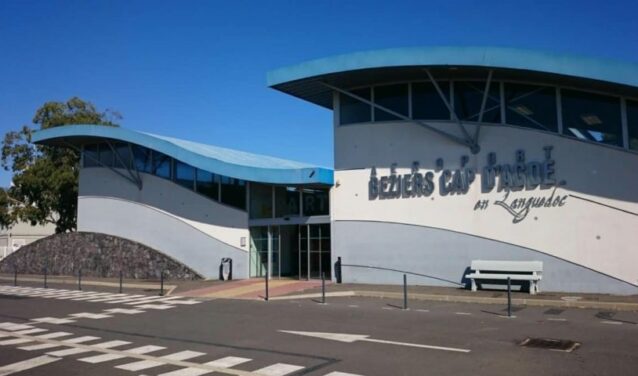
<box><xmin>0</xmin><ymin>232</ymin><xmax>203</xmax><ymax>280</ymax></box>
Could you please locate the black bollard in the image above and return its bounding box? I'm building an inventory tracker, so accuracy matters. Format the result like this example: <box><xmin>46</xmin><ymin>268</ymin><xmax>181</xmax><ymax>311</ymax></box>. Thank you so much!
<box><xmin>159</xmin><ymin>271</ymin><xmax>164</xmax><ymax>296</ymax></box>
<box><xmin>321</xmin><ymin>272</ymin><xmax>326</xmax><ymax>304</ymax></box>
<box><xmin>265</xmin><ymin>269</ymin><xmax>269</xmax><ymax>301</ymax></box>
<box><xmin>119</xmin><ymin>271</ymin><xmax>123</xmax><ymax>294</ymax></box>
<box><xmin>507</xmin><ymin>276</ymin><xmax>512</xmax><ymax>317</ymax></box>
<box><xmin>44</xmin><ymin>267</ymin><xmax>48</xmax><ymax>289</ymax></box>
<box><xmin>335</xmin><ymin>257</ymin><xmax>342</xmax><ymax>284</ymax></box>
<box><xmin>78</xmin><ymin>269</ymin><xmax>82</xmax><ymax>291</ymax></box>
<box><xmin>403</xmin><ymin>274</ymin><xmax>408</xmax><ymax>310</ymax></box>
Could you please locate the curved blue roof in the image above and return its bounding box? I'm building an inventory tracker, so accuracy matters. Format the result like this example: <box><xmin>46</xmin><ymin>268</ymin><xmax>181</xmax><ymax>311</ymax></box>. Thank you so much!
<box><xmin>268</xmin><ymin>46</ymin><xmax>638</xmax><ymax>109</ymax></box>
<box><xmin>32</xmin><ymin>125</ymin><xmax>333</xmax><ymax>185</ymax></box>
<box><xmin>268</xmin><ymin>46</ymin><xmax>638</xmax><ymax>88</ymax></box>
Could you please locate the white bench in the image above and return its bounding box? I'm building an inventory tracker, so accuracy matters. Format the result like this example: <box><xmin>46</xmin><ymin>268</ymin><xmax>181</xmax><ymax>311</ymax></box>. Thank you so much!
<box><xmin>465</xmin><ymin>260</ymin><xmax>543</xmax><ymax>295</ymax></box>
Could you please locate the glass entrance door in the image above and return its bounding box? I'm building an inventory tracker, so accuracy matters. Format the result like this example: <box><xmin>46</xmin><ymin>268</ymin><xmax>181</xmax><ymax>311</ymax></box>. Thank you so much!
<box><xmin>298</xmin><ymin>224</ymin><xmax>331</xmax><ymax>280</ymax></box>
<box><xmin>249</xmin><ymin>226</ymin><xmax>280</xmax><ymax>279</ymax></box>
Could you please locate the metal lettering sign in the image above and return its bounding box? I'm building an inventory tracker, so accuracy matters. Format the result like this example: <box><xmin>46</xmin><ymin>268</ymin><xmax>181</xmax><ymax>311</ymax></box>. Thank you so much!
<box><xmin>368</xmin><ymin>146</ymin><xmax>568</xmax><ymax>223</ymax></box>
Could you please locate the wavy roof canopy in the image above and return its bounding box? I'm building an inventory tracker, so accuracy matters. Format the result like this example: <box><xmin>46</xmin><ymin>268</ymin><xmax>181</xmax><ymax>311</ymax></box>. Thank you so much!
<box><xmin>268</xmin><ymin>46</ymin><xmax>638</xmax><ymax>108</ymax></box>
<box><xmin>32</xmin><ymin>125</ymin><xmax>333</xmax><ymax>185</ymax></box>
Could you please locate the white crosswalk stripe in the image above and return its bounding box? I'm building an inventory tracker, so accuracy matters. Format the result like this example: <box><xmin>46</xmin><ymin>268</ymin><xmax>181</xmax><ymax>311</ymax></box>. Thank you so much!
<box><xmin>103</xmin><ymin>308</ymin><xmax>145</xmax><ymax>315</ymax></box>
<box><xmin>135</xmin><ymin>304</ymin><xmax>176</xmax><ymax>310</ymax></box>
<box><xmin>0</xmin><ymin>355</ymin><xmax>61</xmax><ymax>375</ymax></box>
<box><xmin>47</xmin><ymin>340</ymin><xmax>131</xmax><ymax>357</ymax></box>
<box><xmin>79</xmin><ymin>345</ymin><xmax>166</xmax><ymax>364</ymax></box>
<box><xmin>324</xmin><ymin>372</ymin><xmax>364</xmax><ymax>376</ymax></box>
<box><xmin>19</xmin><ymin>336</ymin><xmax>100</xmax><ymax>351</ymax></box>
<box><xmin>0</xmin><ymin>323</ymin><xmax>34</xmax><ymax>331</ymax></box>
<box><xmin>0</xmin><ymin>286</ymin><xmax>200</xmax><ymax>307</ymax></box>
<box><xmin>253</xmin><ymin>363</ymin><xmax>305</xmax><ymax>376</ymax></box>
<box><xmin>115</xmin><ymin>350</ymin><xmax>206</xmax><ymax>371</ymax></box>
<box><xmin>69</xmin><ymin>312</ymin><xmax>113</xmax><ymax>319</ymax></box>
<box><xmin>157</xmin><ymin>356</ymin><xmax>252</xmax><ymax>376</ymax></box>
<box><xmin>31</xmin><ymin>317</ymin><xmax>76</xmax><ymax>325</ymax></box>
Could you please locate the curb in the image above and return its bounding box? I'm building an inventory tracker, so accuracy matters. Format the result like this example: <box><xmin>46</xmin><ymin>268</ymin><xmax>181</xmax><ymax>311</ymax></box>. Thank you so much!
<box><xmin>0</xmin><ymin>276</ymin><xmax>177</xmax><ymax>295</ymax></box>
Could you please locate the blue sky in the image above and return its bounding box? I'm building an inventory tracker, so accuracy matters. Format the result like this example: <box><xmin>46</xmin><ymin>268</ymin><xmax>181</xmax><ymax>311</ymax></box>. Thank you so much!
<box><xmin>0</xmin><ymin>0</ymin><xmax>637</xmax><ymax>186</ymax></box>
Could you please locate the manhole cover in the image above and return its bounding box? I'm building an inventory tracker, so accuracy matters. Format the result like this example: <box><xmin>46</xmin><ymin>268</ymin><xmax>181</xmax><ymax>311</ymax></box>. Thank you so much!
<box><xmin>520</xmin><ymin>338</ymin><xmax>580</xmax><ymax>352</ymax></box>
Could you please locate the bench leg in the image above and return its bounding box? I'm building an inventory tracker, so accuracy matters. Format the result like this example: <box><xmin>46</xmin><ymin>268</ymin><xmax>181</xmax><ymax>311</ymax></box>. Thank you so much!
<box><xmin>471</xmin><ymin>279</ymin><xmax>477</xmax><ymax>292</ymax></box>
<box><xmin>530</xmin><ymin>281</ymin><xmax>537</xmax><ymax>295</ymax></box>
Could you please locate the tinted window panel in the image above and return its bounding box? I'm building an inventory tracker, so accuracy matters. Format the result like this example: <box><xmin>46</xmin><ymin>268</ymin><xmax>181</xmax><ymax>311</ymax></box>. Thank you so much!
<box><xmin>132</xmin><ymin>145</ymin><xmax>152</xmax><ymax>173</ymax></box>
<box><xmin>113</xmin><ymin>142</ymin><xmax>132</xmax><ymax>169</ymax></box>
<box><xmin>98</xmin><ymin>143</ymin><xmax>114</xmax><ymax>167</ymax></box>
<box><xmin>275</xmin><ymin>186</ymin><xmax>300</xmax><ymax>217</ymax></box>
<box><xmin>412</xmin><ymin>81</ymin><xmax>450</xmax><ymax>120</ymax></box>
<box><xmin>454</xmin><ymin>81</ymin><xmax>501</xmax><ymax>123</ymax></box>
<box><xmin>339</xmin><ymin>88</ymin><xmax>371</xmax><ymax>125</ymax></box>
<box><xmin>152</xmin><ymin>151</ymin><xmax>171</xmax><ymax>179</ymax></box>
<box><xmin>172</xmin><ymin>160</ymin><xmax>194</xmax><ymax>190</ymax></box>
<box><xmin>195</xmin><ymin>169</ymin><xmax>219</xmax><ymax>201</ymax></box>
<box><xmin>249</xmin><ymin>183</ymin><xmax>272</xmax><ymax>219</ymax></box>
<box><xmin>505</xmin><ymin>84</ymin><xmax>557</xmax><ymax>132</ymax></box>
<box><xmin>83</xmin><ymin>144</ymin><xmax>99</xmax><ymax>167</ymax></box>
<box><xmin>374</xmin><ymin>84</ymin><xmax>408</xmax><ymax>121</ymax></box>
<box><xmin>221</xmin><ymin>176</ymin><xmax>246</xmax><ymax>210</ymax></box>
<box><xmin>302</xmin><ymin>188</ymin><xmax>329</xmax><ymax>216</ymax></box>
<box><xmin>561</xmin><ymin>90</ymin><xmax>622</xmax><ymax>147</ymax></box>
<box><xmin>627</xmin><ymin>100</ymin><xmax>638</xmax><ymax>151</ymax></box>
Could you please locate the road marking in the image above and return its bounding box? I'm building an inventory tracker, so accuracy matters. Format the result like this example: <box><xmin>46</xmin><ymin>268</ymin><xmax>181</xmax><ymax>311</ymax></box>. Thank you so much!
<box><xmin>87</xmin><ymin>294</ymin><xmax>131</xmax><ymax>302</ymax></box>
<box><xmin>280</xmin><ymin>330</ymin><xmax>471</xmax><ymax>353</ymax></box>
<box><xmin>47</xmin><ymin>340</ymin><xmax>131</xmax><ymax>356</ymax></box>
<box><xmin>70</xmin><ymin>293</ymin><xmax>116</xmax><ymax>301</ymax></box>
<box><xmin>416</xmin><ymin>309</ymin><xmax>429</xmax><ymax>313</ymax></box>
<box><xmin>324</xmin><ymin>372</ymin><xmax>364</xmax><ymax>376</ymax></box>
<box><xmin>79</xmin><ymin>345</ymin><xmax>166</xmax><ymax>363</ymax></box>
<box><xmin>455</xmin><ymin>312</ymin><xmax>472</xmax><ymax>316</ymax></box>
<box><xmin>547</xmin><ymin>318</ymin><xmax>567</xmax><ymax>322</ymax></box>
<box><xmin>69</xmin><ymin>312</ymin><xmax>113</xmax><ymax>319</ymax></box>
<box><xmin>601</xmin><ymin>320</ymin><xmax>622</xmax><ymax>325</ymax></box>
<box><xmin>348</xmin><ymin>305</ymin><xmax>359</xmax><ymax>308</ymax></box>
<box><xmin>31</xmin><ymin>317</ymin><xmax>76</xmax><ymax>325</ymax></box>
<box><xmin>158</xmin><ymin>356</ymin><xmax>253</xmax><ymax>376</ymax></box>
<box><xmin>104</xmin><ymin>295</ymin><xmax>149</xmax><ymax>304</ymax></box>
<box><xmin>0</xmin><ymin>323</ymin><xmax>34</xmax><ymax>331</ymax></box>
<box><xmin>115</xmin><ymin>350</ymin><xmax>206</xmax><ymax>371</ymax></box>
<box><xmin>381</xmin><ymin>307</ymin><xmax>393</xmax><ymax>310</ymax></box>
<box><xmin>167</xmin><ymin>299</ymin><xmax>201</xmax><ymax>305</ymax></box>
<box><xmin>12</xmin><ymin>328</ymin><xmax>48</xmax><ymax>335</ymax></box>
<box><xmin>253</xmin><ymin>363</ymin><xmax>305</xmax><ymax>376</ymax></box>
<box><xmin>135</xmin><ymin>304</ymin><xmax>176</xmax><ymax>310</ymax></box>
<box><xmin>0</xmin><ymin>355</ymin><xmax>61</xmax><ymax>375</ymax></box>
<box><xmin>19</xmin><ymin>336</ymin><xmax>100</xmax><ymax>351</ymax></box>
<box><xmin>103</xmin><ymin>308</ymin><xmax>145</xmax><ymax>315</ymax></box>
<box><xmin>0</xmin><ymin>338</ymin><xmax>33</xmax><ymax>345</ymax></box>
<box><xmin>126</xmin><ymin>296</ymin><xmax>184</xmax><ymax>305</ymax></box>
<box><xmin>33</xmin><ymin>332</ymin><xmax>73</xmax><ymax>340</ymax></box>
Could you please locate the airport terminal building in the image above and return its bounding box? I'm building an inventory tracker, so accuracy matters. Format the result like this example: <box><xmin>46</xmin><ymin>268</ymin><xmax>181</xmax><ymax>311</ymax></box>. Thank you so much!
<box><xmin>33</xmin><ymin>47</ymin><xmax>638</xmax><ymax>294</ymax></box>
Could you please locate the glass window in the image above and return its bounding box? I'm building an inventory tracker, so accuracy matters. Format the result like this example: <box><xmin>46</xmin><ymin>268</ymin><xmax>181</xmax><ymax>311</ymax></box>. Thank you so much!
<box><xmin>132</xmin><ymin>145</ymin><xmax>152</xmax><ymax>173</ymax></box>
<box><xmin>561</xmin><ymin>90</ymin><xmax>622</xmax><ymax>147</ymax></box>
<box><xmin>412</xmin><ymin>81</ymin><xmax>450</xmax><ymax>120</ymax></box>
<box><xmin>195</xmin><ymin>169</ymin><xmax>219</xmax><ymax>201</ymax></box>
<box><xmin>374</xmin><ymin>84</ymin><xmax>408</xmax><ymax>121</ymax></box>
<box><xmin>275</xmin><ymin>186</ymin><xmax>300</xmax><ymax>217</ymax></box>
<box><xmin>98</xmin><ymin>143</ymin><xmax>114</xmax><ymax>167</ymax></box>
<box><xmin>339</xmin><ymin>87</ymin><xmax>371</xmax><ymax>125</ymax></box>
<box><xmin>302</xmin><ymin>187</ymin><xmax>329</xmax><ymax>216</ymax></box>
<box><xmin>627</xmin><ymin>100</ymin><xmax>638</xmax><ymax>151</ymax></box>
<box><xmin>505</xmin><ymin>83</ymin><xmax>557</xmax><ymax>132</ymax></box>
<box><xmin>113</xmin><ymin>142</ymin><xmax>132</xmax><ymax>169</ymax></box>
<box><xmin>249</xmin><ymin>183</ymin><xmax>273</xmax><ymax>219</ymax></box>
<box><xmin>152</xmin><ymin>151</ymin><xmax>172</xmax><ymax>179</ymax></box>
<box><xmin>172</xmin><ymin>160</ymin><xmax>194</xmax><ymax>190</ymax></box>
<box><xmin>83</xmin><ymin>144</ymin><xmax>99</xmax><ymax>167</ymax></box>
<box><xmin>453</xmin><ymin>81</ymin><xmax>501</xmax><ymax>123</ymax></box>
<box><xmin>221</xmin><ymin>176</ymin><xmax>246</xmax><ymax>210</ymax></box>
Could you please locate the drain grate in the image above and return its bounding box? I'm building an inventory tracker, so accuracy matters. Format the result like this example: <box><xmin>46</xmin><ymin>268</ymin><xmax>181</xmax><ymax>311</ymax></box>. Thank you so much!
<box><xmin>544</xmin><ymin>308</ymin><xmax>564</xmax><ymax>315</ymax></box>
<box><xmin>520</xmin><ymin>338</ymin><xmax>580</xmax><ymax>352</ymax></box>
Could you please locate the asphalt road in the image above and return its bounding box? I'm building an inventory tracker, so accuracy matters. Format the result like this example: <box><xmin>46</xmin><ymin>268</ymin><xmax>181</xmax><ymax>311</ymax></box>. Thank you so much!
<box><xmin>0</xmin><ymin>283</ymin><xmax>637</xmax><ymax>376</ymax></box>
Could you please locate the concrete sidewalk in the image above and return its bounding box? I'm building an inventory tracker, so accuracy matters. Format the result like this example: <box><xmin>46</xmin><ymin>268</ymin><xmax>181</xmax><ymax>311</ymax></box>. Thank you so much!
<box><xmin>275</xmin><ymin>283</ymin><xmax>638</xmax><ymax>311</ymax></box>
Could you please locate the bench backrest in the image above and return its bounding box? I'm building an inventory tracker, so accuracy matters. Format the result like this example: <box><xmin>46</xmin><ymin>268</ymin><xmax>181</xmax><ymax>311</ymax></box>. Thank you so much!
<box><xmin>471</xmin><ymin>260</ymin><xmax>543</xmax><ymax>273</ymax></box>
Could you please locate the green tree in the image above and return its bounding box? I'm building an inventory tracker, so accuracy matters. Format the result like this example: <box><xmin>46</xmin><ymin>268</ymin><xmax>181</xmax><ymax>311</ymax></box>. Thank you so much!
<box><xmin>0</xmin><ymin>97</ymin><xmax>120</xmax><ymax>233</ymax></box>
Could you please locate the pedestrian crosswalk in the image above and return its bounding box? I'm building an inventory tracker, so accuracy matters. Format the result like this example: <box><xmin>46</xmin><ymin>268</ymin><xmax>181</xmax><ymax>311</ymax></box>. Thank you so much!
<box><xmin>0</xmin><ymin>321</ymin><xmax>363</xmax><ymax>376</ymax></box>
<box><xmin>0</xmin><ymin>285</ymin><xmax>200</xmax><ymax>309</ymax></box>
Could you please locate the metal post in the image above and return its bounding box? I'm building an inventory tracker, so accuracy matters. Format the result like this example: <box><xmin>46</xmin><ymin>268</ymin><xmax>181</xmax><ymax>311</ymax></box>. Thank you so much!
<box><xmin>335</xmin><ymin>257</ymin><xmax>342</xmax><ymax>284</ymax></box>
<box><xmin>44</xmin><ymin>267</ymin><xmax>48</xmax><ymax>289</ymax></box>
<box><xmin>119</xmin><ymin>271</ymin><xmax>123</xmax><ymax>294</ymax></box>
<box><xmin>265</xmin><ymin>269</ymin><xmax>269</xmax><ymax>301</ymax></box>
<box><xmin>507</xmin><ymin>277</ymin><xmax>512</xmax><ymax>317</ymax></box>
<box><xmin>403</xmin><ymin>274</ymin><xmax>408</xmax><ymax>310</ymax></box>
<box><xmin>78</xmin><ymin>269</ymin><xmax>82</xmax><ymax>291</ymax></box>
<box><xmin>321</xmin><ymin>272</ymin><xmax>326</xmax><ymax>304</ymax></box>
<box><xmin>159</xmin><ymin>271</ymin><xmax>164</xmax><ymax>296</ymax></box>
